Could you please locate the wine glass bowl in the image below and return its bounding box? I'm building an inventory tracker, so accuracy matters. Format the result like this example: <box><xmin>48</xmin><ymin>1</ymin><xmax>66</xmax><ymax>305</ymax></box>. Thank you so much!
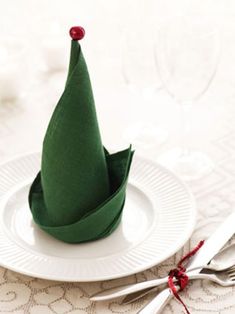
<box><xmin>156</xmin><ymin>18</ymin><xmax>220</xmax><ymax>103</ymax></box>
<box><xmin>122</xmin><ymin>31</ymin><xmax>159</xmax><ymax>94</ymax></box>
<box><xmin>155</xmin><ymin>16</ymin><xmax>221</xmax><ymax>180</ymax></box>
<box><xmin>0</xmin><ymin>37</ymin><xmax>28</xmax><ymax>102</ymax></box>
<box><xmin>122</xmin><ymin>30</ymin><xmax>168</xmax><ymax>150</ymax></box>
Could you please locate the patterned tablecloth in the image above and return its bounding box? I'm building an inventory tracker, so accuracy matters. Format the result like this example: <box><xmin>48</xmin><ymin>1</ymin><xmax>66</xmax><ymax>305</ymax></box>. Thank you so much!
<box><xmin>0</xmin><ymin>77</ymin><xmax>235</xmax><ymax>314</ymax></box>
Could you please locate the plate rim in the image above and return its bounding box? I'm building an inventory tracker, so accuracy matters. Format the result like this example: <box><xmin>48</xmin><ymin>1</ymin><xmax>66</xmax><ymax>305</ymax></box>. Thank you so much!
<box><xmin>0</xmin><ymin>152</ymin><xmax>197</xmax><ymax>282</ymax></box>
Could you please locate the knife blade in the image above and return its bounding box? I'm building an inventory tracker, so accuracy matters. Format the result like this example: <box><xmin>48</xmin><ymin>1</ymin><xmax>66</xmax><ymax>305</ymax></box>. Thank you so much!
<box><xmin>137</xmin><ymin>211</ymin><xmax>235</xmax><ymax>314</ymax></box>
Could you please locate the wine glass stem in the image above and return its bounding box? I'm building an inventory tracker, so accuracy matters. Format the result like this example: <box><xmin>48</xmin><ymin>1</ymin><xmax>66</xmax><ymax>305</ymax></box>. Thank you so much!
<box><xmin>180</xmin><ymin>103</ymin><xmax>193</xmax><ymax>157</ymax></box>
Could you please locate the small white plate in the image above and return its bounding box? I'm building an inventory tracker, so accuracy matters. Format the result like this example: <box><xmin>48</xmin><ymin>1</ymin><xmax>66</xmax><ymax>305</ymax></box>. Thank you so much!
<box><xmin>0</xmin><ymin>153</ymin><xmax>196</xmax><ymax>282</ymax></box>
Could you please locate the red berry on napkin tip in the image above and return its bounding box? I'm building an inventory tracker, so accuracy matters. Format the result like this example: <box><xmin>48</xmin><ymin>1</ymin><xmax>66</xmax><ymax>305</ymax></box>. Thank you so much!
<box><xmin>69</xmin><ymin>26</ymin><xmax>85</xmax><ymax>40</ymax></box>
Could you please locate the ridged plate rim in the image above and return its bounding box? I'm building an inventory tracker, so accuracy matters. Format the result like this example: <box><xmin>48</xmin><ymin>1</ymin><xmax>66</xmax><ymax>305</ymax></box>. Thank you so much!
<box><xmin>0</xmin><ymin>152</ymin><xmax>196</xmax><ymax>281</ymax></box>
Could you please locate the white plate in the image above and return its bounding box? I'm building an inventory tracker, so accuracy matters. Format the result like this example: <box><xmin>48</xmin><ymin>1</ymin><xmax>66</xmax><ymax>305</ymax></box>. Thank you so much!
<box><xmin>0</xmin><ymin>153</ymin><xmax>196</xmax><ymax>282</ymax></box>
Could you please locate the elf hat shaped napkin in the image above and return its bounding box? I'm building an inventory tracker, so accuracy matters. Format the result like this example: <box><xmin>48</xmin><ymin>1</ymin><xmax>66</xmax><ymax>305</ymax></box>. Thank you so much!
<box><xmin>29</xmin><ymin>26</ymin><xmax>134</xmax><ymax>243</ymax></box>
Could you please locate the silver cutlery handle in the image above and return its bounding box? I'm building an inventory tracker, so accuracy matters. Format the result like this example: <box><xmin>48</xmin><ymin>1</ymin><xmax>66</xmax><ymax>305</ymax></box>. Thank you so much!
<box><xmin>138</xmin><ymin>288</ymin><xmax>173</xmax><ymax>314</ymax></box>
<box><xmin>138</xmin><ymin>273</ymin><xmax>214</xmax><ymax>314</ymax></box>
<box><xmin>91</xmin><ymin>266</ymin><xmax>213</xmax><ymax>302</ymax></box>
<box><xmin>90</xmin><ymin>277</ymin><xmax>169</xmax><ymax>301</ymax></box>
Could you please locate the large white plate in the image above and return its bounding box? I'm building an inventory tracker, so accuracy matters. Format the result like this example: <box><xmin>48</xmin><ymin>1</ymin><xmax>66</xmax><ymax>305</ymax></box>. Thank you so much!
<box><xmin>0</xmin><ymin>153</ymin><xmax>196</xmax><ymax>282</ymax></box>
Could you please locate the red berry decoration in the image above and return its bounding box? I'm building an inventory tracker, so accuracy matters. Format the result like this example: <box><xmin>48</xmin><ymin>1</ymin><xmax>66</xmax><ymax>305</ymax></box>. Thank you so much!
<box><xmin>69</xmin><ymin>26</ymin><xmax>85</xmax><ymax>40</ymax></box>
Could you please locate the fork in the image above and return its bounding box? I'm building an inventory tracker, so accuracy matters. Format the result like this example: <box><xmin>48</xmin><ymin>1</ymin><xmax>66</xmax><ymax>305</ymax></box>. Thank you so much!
<box><xmin>137</xmin><ymin>267</ymin><xmax>235</xmax><ymax>314</ymax></box>
<box><xmin>122</xmin><ymin>266</ymin><xmax>235</xmax><ymax>305</ymax></box>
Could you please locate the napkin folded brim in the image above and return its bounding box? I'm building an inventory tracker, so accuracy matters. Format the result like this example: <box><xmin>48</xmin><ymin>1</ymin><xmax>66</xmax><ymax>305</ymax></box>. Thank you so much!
<box><xmin>29</xmin><ymin>146</ymin><xmax>134</xmax><ymax>243</ymax></box>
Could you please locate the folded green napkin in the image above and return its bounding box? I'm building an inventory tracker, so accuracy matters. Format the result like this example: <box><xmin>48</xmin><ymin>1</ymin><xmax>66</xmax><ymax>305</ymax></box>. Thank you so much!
<box><xmin>28</xmin><ymin>26</ymin><xmax>134</xmax><ymax>243</ymax></box>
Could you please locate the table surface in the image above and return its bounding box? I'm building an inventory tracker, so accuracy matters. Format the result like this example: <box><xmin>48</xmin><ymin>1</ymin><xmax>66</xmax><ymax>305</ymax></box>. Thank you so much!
<box><xmin>1</xmin><ymin>1</ymin><xmax>235</xmax><ymax>313</ymax></box>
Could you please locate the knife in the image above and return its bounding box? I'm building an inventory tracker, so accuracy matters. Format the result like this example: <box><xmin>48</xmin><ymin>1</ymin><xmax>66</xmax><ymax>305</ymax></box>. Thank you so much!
<box><xmin>90</xmin><ymin>212</ymin><xmax>235</xmax><ymax>306</ymax></box>
<box><xmin>137</xmin><ymin>211</ymin><xmax>235</xmax><ymax>314</ymax></box>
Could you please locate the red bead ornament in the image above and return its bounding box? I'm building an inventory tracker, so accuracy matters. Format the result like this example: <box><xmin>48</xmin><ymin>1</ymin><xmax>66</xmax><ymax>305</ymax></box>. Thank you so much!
<box><xmin>69</xmin><ymin>26</ymin><xmax>85</xmax><ymax>40</ymax></box>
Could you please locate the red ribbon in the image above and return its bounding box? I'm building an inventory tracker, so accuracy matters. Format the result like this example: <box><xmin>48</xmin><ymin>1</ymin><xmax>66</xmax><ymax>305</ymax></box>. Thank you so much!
<box><xmin>168</xmin><ymin>240</ymin><xmax>205</xmax><ymax>314</ymax></box>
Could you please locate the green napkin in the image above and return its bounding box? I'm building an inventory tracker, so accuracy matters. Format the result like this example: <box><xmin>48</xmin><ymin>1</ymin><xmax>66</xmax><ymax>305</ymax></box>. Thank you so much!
<box><xmin>28</xmin><ymin>27</ymin><xmax>134</xmax><ymax>243</ymax></box>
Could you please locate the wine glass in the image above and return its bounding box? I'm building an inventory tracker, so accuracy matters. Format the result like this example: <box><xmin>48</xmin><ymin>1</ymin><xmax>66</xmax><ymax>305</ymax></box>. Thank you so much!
<box><xmin>0</xmin><ymin>37</ymin><xmax>28</xmax><ymax>103</ymax></box>
<box><xmin>155</xmin><ymin>16</ymin><xmax>220</xmax><ymax>181</ymax></box>
<box><xmin>122</xmin><ymin>30</ymin><xmax>168</xmax><ymax>150</ymax></box>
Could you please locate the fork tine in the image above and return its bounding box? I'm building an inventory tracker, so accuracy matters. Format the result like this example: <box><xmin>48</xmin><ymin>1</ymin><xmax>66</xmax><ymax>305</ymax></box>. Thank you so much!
<box><xmin>227</xmin><ymin>270</ymin><xmax>235</xmax><ymax>280</ymax></box>
<box><xmin>227</xmin><ymin>266</ymin><xmax>235</xmax><ymax>273</ymax></box>
<box><xmin>227</xmin><ymin>270</ymin><xmax>235</xmax><ymax>274</ymax></box>
<box><xmin>227</xmin><ymin>271</ymin><xmax>235</xmax><ymax>277</ymax></box>
<box><xmin>228</xmin><ymin>276</ymin><xmax>235</xmax><ymax>281</ymax></box>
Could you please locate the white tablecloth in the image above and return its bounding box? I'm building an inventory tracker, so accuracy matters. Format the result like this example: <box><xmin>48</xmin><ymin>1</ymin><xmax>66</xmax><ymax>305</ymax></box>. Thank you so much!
<box><xmin>0</xmin><ymin>73</ymin><xmax>235</xmax><ymax>314</ymax></box>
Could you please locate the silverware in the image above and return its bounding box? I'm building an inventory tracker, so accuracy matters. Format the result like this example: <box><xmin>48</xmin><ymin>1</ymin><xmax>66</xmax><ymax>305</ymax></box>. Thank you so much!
<box><xmin>137</xmin><ymin>267</ymin><xmax>235</xmax><ymax>314</ymax></box>
<box><xmin>121</xmin><ymin>243</ymin><xmax>235</xmax><ymax>305</ymax></box>
<box><xmin>138</xmin><ymin>211</ymin><xmax>235</xmax><ymax>314</ymax></box>
<box><xmin>193</xmin><ymin>243</ymin><xmax>235</xmax><ymax>271</ymax></box>
<box><xmin>128</xmin><ymin>266</ymin><xmax>235</xmax><ymax>307</ymax></box>
<box><xmin>91</xmin><ymin>243</ymin><xmax>235</xmax><ymax>302</ymax></box>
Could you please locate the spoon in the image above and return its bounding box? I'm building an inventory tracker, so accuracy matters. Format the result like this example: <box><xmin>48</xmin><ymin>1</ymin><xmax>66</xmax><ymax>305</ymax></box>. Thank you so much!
<box><xmin>90</xmin><ymin>243</ymin><xmax>235</xmax><ymax>302</ymax></box>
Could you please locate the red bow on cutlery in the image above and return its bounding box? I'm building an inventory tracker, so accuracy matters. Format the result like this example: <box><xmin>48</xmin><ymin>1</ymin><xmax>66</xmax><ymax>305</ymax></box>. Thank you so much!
<box><xmin>168</xmin><ymin>240</ymin><xmax>205</xmax><ymax>314</ymax></box>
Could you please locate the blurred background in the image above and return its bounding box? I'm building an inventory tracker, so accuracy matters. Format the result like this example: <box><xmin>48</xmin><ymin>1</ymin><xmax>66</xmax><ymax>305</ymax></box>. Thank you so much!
<box><xmin>0</xmin><ymin>0</ymin><xmax>235</xmax><ymax>179</ymax></box>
